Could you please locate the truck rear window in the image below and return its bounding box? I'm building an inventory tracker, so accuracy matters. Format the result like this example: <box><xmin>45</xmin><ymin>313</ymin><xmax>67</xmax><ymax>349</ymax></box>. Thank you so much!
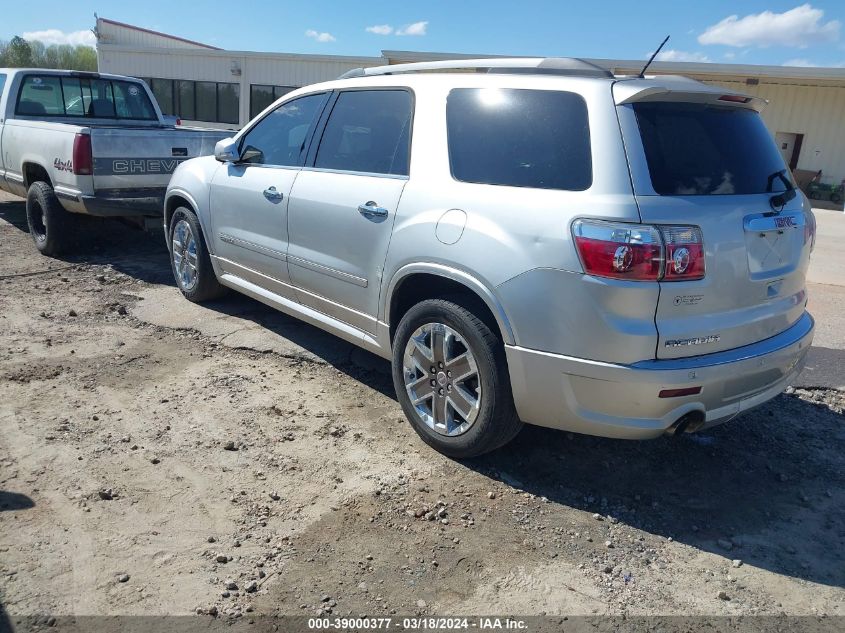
<box><xmin>633</xmin><ymin>102</ymin><xmax>788</xmax><ymax>195</ymax></box>
<box><xmin>16</xmin><ymin>75</ymin><xmax>157</xmax><ymax>121</ymax></box>
<box><xmin>447</xmin><ymin>88</ymin><xmax>592</xmax><ymax>191</ymax></box>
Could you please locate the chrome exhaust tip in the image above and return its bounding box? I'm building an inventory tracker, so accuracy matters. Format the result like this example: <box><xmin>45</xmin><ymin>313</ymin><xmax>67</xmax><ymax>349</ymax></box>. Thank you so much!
<box><xmin>665</xmin><ymin>410</ymin><xmax>706</xmax><ymax>436</ymax></box>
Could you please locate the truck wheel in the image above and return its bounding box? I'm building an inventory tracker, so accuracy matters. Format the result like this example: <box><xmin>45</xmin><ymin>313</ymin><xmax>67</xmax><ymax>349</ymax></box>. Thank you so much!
<box><xmin>831</xmin><ymin>193</ymin><xmax>842</xmax><ymax>204</ymax></box>
<box><xmin>392</xmin><ymin>298</ymin><xmax>522</xmax><ymax>458</ymax></box>
<box><xmin>26</xmin><ymin>181</ymin><xmax>74</xmax><ymax>256</ymax></box>
<box><xmin>168</xmin><ymin>207</ymin><xmax>226</xmax><ymax>302</ymax></box>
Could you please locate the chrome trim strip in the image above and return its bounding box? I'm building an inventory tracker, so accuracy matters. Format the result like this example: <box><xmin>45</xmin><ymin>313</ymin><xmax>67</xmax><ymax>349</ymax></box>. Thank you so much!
<box><xmin>5</xmin><ymin>172</ymin><xmax>24</xmax><ymax>184</ymax></box>
<box><xmin>218</xmin><ymin>233</ymin><xmax>287</xmax><ymax>262</ymax></box>
<box><xmin>288</xmin><ymin>254</ymin><xmax>368</xmax><ymax>287</ymax></box>
<box><xmin>744</xmin><ymin>213</ymin><xmax>805</xmax><ymax>232</ymax></box>
<box><xmin>300</xmin><ymin>166</ymin><xmax>408</xmax><ymax>181</ymax></box>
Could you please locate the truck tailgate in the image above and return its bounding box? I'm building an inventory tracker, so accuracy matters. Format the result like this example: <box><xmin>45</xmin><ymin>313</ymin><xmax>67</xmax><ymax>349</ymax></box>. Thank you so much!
<box><xmin>90</xmin><ymin>127</ymin><xmax>229</xmax><ymax>190</ymax></box>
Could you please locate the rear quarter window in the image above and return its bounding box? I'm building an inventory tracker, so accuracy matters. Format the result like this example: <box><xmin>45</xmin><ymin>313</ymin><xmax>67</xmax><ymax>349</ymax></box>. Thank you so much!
<box><xmin>446</xmin><ymin>88</ymin><xmax>592</xmax><ymax>191</ymax></box>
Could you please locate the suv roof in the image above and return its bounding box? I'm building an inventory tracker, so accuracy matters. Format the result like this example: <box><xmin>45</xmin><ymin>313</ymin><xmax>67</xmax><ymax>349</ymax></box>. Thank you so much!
<box><xmin>340</xmin><ymin>57</ymin><xmax>614</xmax><ymax>80</ymax></box>
<box><xmin>331</xmin><ymin>58</ymin><xmax>763</xmax><ymax>112</ymax></box>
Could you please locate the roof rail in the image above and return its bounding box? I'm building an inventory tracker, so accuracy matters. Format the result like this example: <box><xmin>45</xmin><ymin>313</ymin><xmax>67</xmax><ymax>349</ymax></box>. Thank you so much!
<box><xmin>338</xmin><ymin>57</ymin><xmax>614</xmax><ymax>80</ymax></box>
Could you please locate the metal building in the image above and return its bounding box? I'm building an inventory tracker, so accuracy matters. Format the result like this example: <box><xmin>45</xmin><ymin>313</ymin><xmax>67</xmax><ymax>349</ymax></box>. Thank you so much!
<box><xmin>95</xmin><ymin>17</ymin><xmax>845</xmax><ymax>191</ymax></box>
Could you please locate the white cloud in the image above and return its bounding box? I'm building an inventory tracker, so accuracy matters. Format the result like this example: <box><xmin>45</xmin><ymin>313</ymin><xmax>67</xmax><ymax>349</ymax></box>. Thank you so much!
<box><xmin>654</xmin><ymin>49</ymin><xmax>711</xmax><ymax>63</ymax></box>
<box><xmin>366</xmin><ymin>24</ymin><xmax>394</xmax><ymax>35</ymax></box>
<box><xmin>783</xmin><ymin>57</ymin><xmax>815</xmax><ymax>67</ymax></box>
<box><xmin>698</xmin><ymin>4</ymin><xmax>840</xmax><ymax>48</ymax></box>
<box><xmin>396</xmin><ymin>21</ymin><xmax>428</xmax><ymax>36</ymax></box>
<box><xmin>305</xmin><ymin>29</ymin><xmax>336</xmax><ymax>43</ymax></box>
<box><xmin>783</xmin><ymin>57</ymin><xmax>845</xmax><ymax>67</ymax></box>
<box><xmin>22</xmin><ymin>28</ymin><xmax>96</xmax><ymax>47</ymax></box>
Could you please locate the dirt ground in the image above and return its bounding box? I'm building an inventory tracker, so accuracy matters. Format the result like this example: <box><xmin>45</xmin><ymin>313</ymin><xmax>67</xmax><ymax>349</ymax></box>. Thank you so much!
<box><xmin>1</xmin><ymin>192</ymin><xmax>844</xmax><ymax>625</ymax></box>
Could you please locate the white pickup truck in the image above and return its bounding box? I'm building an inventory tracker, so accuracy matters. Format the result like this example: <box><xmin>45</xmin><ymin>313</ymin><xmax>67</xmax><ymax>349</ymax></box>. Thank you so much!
<box><xmin>0</xmin><ymin>68</ymin><xmax>231</xmax><ymax>255</ymax></box>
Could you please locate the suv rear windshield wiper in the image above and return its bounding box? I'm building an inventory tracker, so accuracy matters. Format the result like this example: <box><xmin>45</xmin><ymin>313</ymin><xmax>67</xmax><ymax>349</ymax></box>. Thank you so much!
<box><xmin>767</xmin><ymin>169</ymin><xmax>797</xmax><ymax>210</ymax></box>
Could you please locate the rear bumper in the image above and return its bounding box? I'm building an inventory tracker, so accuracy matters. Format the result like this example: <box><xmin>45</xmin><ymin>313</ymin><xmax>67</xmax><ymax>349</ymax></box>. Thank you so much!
<box><xmin>57</xmin><ymin>187</ymin><xmax>165</xmax><ymax>217</ymax></box>
<box><xmin>505</xmin><ymin>312</ymin><xmax>814</xmax><ymax>439</ymax></box>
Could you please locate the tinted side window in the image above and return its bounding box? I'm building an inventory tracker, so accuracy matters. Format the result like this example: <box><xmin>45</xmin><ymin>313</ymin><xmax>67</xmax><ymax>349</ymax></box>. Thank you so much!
<box><xmin>239</xmin><ymin>93</ymin><xmax>327</xmax><ymax>166</ymax></box>
<box><xmin>447</xmin><ymin>88</ymin><xmax>591</xmax><ymax>191</ymax></box>
<box><xmin>16</xmin><ymin>75</ymin><xmax>155</xmax><ymax>120</ymax></box>
<box><xmin>315</xmin><ymin>90</ymin><xmax>412</xmax><ymax>176</ymax></box>
<box><xmin>16</xmin><ymin>75</ymin><xmax>63</xmax><ymax>115</ymax></box>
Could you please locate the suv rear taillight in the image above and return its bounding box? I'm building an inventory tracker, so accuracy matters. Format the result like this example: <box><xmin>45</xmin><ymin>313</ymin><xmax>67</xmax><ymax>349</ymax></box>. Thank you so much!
<box><xmin>572</xmin><ymin>219</ymin><xmax>705</xmax><ymax>282</ymax></box>
<box><xmin>804</xmin><ymin>211</ymin><xmax>817</xmax><ymax>252</ymax></box>
<box><xmin>660</xmin><ymin>225</ymin><xmax>705</xmax><ymax>281</ymax></box>
<box><xmin>72</xmin><ymin>133</ymin><xmax>93</xmax><ymax>176</ymax></box>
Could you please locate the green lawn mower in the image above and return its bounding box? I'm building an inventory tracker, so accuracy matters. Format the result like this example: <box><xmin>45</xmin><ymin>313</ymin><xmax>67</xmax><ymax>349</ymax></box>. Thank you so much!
<box><xmin>807</xmin><ymin>181</ymin><xmax>844</xmax><ymax>203</ymax></box>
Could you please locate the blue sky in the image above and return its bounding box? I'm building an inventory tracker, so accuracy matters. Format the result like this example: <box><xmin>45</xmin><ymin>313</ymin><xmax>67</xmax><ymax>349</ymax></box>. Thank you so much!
<box><xmin>3</xmin><ymin>1</ymin><xmax>845</xmax><ymax>68</ymax></box>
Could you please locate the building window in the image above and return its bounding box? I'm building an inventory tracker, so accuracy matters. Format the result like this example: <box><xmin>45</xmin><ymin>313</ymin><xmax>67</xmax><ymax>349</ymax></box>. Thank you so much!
<box><xmin>195</xmin><ymin>81</ymin><xmax>217</xmax><ymax>122</ymax></box>
<box><xmin>217</xmin><ymin>83</ymin><xmax>240</xmax><ymax>125</ymax></box>
<box><xmin>139</xmin><ymin>77</ymin><xmax>240</xmax><ymax>124</ymax></box>
<box><xmin>150</xmin><ymin>78</ymin><xmax>175</xmax><ymax>115</ymax></box>
<box><xmin>250</xmin><ymin>84</ymin><xmax>297</xmax><ymax>119</ymax></box>
<box><xmin>177</xmin><ymin>80</ymin><xmax>195</xmax><ymax>120</ymax></box>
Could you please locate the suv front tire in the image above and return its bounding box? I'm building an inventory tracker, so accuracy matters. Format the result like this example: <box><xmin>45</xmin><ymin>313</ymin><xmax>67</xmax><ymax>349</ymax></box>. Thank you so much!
<box><xmin>168</xmin><ymin>207</ymin><xmax>226</xmax><ymax>302</ymax></box>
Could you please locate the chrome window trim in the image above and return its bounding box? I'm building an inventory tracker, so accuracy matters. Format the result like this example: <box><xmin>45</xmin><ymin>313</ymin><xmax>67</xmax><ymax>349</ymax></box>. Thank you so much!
<box><xmin>299</xmin><ymin>166</ymin><xmax>409</xmax><ymax>181</ymax></box>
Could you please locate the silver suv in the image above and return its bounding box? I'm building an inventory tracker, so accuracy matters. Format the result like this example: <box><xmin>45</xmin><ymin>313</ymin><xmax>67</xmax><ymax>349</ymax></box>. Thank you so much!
<box><xmin>164</xmin><ymin>58</ymin><xmax>815</xmax><ymax>458</ymax></box>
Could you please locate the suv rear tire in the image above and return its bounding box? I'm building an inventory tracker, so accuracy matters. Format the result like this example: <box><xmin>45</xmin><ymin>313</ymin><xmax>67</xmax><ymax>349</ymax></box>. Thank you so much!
<box><xmin>168</xmin><ymin>207</ymin><xmax>227</xmax><ymax>302</ymax></box>
<box><xmin>392</xmin><ymin>298</ymin><xmax>522</xmax><ymax>458</ymax></box>
<box><xmin>26</xmin><ymin>181</ymin><xmax>75</xmax><ymax>256</ymax></box>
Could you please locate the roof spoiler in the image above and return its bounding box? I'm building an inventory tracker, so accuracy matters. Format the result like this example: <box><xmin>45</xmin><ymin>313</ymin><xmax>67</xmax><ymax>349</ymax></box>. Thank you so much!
<box><xmin>613</xmin><ymin>79</ymin><xmax>767</xmax><ymax>112</ymax></box>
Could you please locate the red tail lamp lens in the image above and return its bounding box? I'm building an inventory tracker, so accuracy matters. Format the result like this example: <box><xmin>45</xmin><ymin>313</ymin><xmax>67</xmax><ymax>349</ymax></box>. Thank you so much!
<box><xmin>572</xmin><ymin>220</ymin><xmax>706</xmax><ymax>282</ymax></box>
<box><xmin>572</xmin><ymin>221</ymin><xmax>662</xmax><ymax>281</ymax></box>
<box><xmin>72</xmin><ymin>133</ymin><xmax>93</xmax><ymax>175</ymax></box>
<box><xmin>661</xmin><ymin>226</ymin><xmax>705</xmax><ymax>281</ymax></box>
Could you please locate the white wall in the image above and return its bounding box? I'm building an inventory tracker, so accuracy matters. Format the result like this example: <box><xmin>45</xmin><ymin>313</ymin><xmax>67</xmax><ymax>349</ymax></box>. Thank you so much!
<box><xmin>97</xmin><ymin>46</ymin><xmax>382</xmax><ymax>128</ymax></box>
<box><xmin>706</xmin><ymin>79</ymin><xmax>845</xmax><ymax>185</ymax></box>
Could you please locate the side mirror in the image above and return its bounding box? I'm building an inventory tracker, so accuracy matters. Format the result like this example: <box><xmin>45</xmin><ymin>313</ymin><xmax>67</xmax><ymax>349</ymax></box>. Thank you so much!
<box><xmin>214</xmin><ymin>137</ymin><xmax>239</xmax><ymax>163</ymax></box>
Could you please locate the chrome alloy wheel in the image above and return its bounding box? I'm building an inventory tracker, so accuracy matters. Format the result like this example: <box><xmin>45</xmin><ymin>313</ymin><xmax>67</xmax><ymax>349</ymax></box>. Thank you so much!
<box><xmin>171</xmin><ymin>219</ymin><xmax>199</xmax><ymax>291</ymax></box>
<box><xmin>403</xmin><ymin>322</ymin><xmax>481</xmax><ymax>437</ymax></box>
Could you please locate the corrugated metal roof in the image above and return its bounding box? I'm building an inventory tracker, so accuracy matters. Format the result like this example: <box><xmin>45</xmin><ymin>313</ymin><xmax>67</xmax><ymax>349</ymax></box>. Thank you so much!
<box><xmin>382</xmin><ymin>50</ymin><xmax>845</xmax><ymax>83</ymax></box>
<box><xmin>96</xmin><ymin>17</ymin><xmax>221</xmax><ymax>50</ymax></box>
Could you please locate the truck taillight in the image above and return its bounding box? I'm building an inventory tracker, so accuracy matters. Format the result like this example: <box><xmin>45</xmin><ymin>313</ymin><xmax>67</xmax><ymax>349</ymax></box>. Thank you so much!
<box><xmin>572</xmin><ymin>220</ymin><xmax>705</xmax><ymax>282</ymax></box>
<box><xmin>72</xmin><ymin>133</ymin><xmax>93</xmax><ymax>176</ymax></box>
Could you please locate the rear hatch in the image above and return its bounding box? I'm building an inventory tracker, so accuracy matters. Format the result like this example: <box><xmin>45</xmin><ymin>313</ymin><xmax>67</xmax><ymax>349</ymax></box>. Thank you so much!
<box><xmin>90</xmin><ymin>126</ymin><xmax>230</xmax><ymax>191</ymax></box>
<box><xmin>615</xmin><ymin>83</ymin><xmax>813</xmax><ymax>359</ymax></box>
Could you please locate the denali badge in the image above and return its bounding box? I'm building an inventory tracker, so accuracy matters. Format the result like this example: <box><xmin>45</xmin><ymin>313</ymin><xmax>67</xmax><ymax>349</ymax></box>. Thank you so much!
<box><xmin>665</xmin><ymin>335</ymin><xmax>721</xmax><ymax>348</ymax></box>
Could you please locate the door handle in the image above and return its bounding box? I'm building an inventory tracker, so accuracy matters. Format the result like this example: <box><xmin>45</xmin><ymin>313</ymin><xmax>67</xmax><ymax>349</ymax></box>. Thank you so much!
<box><xmin>358</xmin><ymin>201</ymin><xmax>388</xmax><ymax>219</ymax></box>
<box><xmin>263</xmin><ymin>186</ymin><xmax>283</xmax><ymax>201</ymax></box>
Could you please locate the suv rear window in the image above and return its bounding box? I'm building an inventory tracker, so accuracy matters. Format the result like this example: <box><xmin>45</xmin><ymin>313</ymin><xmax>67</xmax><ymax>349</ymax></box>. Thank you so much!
<box><xmin>633</xmin><ymin>102</ymin><xmax>788</xmax><ymax>195</ymax></box>
<box><xmin>16</xmin><ymin>74</ymin><xmax>157</xmax><ymax>120</ymax></box>
<box><xmin>446</xmin><ymin>88</ymin><xmax>591</xmax><ymax>191</ymax></box>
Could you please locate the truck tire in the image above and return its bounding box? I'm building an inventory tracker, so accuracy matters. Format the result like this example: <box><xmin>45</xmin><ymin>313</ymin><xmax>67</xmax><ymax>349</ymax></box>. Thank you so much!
<box><xmin>392</xmin><ymin>298</ymin><xmax>522</xmax><ymax>458</ymax></box>
<box><xmin>26</xmin><ymin>181</ymin><xmax>74</xmax><ymax>256</ymax></box>
<box><xmin>168</xmin><ymin>206</ymin><xmax>227</xmax><ymax>302</ymax></box>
